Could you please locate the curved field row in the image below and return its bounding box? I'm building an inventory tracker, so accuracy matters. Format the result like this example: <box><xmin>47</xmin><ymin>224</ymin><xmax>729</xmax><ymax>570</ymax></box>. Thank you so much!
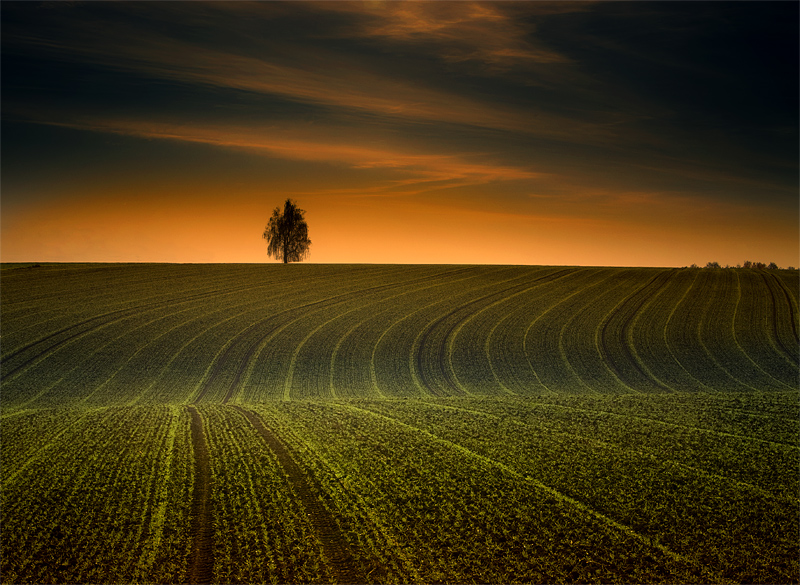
<box><xmin>597</xmin><ymin>269</ymin><xmax>676</xmax><ymax>391</ymax></box>
<box><xmin>761</xmin><ymin>272</ymin><xmax>800</xmax><ymax>359</ymax></box>
<box><xmin>355</xmin><ymin>396</ymin><xmax>799</xmax><ymax>583</ymax></box>
<box><xmin>415</xmin><ymin>267</ymin><xmax>575</xmax><ymax>396</ymax></box>
<box><xmin>521</xmin><ymin>269</ymin><xmax>636</xmax><ymax>393</ymax></box>
<box><xmin>0</xmin><ymin>265</ymin><xmax>318</xmax><ymax>406</ymax></box>
<box><xmin>255</xmin><ymin>401</ymin><xmax>711</xmax><ymax>583</ymax></box>
<box><xmin>268</xmin><ymin>267</ymin><xmax>480</xmax><ymax>401</ymax></box>
<box><xmin>1</xmin><ymin>265</ymin><xmax>395</xmax><ymax>407</ymax></box>
<box><xmin>0</xmin><ymin>265</ymin><xmax>264</xmax><ymax>369</ymax></box>
<box><xmin>201</xmin><ymin>265</ymin><xmax>470</xmax><ymax>403</ymax></box>
<box><xmin>187</xmin><ymin>265</ymin><xmax>403</xmax><ymax>403</ymax></box>
<box><xmin>230</xmin><ymin>406</ymin><xmax>362</xmax><ymax>583</ymax></box>
<box><xmin>0</xmin><ymin>406</ymin><xmax>194</xmax><ymax>584</ymax></box>
<box><xmin>2</xmin><ymin>396</ymin><xmax>797</xmax><ymax>583</ymax></box>
<box><xmin>1</xmin><ymin>265</ymin><xmax>797</xmax><ymax>408</ymax></box>
<box><xmin>197</xmin><ymin>405</ymin><xmax>337</xmax><ymax>583</ymax></box>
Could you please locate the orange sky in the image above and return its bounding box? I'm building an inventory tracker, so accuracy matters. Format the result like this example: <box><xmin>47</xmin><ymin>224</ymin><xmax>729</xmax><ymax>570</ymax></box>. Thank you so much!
<box><xmin>3</xmin><ymin>182</ymin><xmax>796</xmax><ymax>267</ymax></box>
<box><xmin>2</xmin><ymin>2</ymin><xmax>798</xmax><ymax>267</ymax></box>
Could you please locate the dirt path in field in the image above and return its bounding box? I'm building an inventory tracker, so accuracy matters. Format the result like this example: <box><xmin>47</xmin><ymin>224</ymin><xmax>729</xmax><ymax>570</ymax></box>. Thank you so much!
<box><xmin>230</xmin><ymin>405</ymin><xmax>362</xmax><ymax>584</ymax></box>
<box><xmin>186</xmin><ymin>406</ymin><xmax>214</xmax><ymax>585</ymax></box>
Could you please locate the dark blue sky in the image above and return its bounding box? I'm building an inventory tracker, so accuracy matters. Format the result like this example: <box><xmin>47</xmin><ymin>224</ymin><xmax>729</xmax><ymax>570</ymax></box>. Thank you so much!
<box><xmin>2</xmin><ymin>2</ymin><xmax>797</xmax><ymax>265</ymax></box>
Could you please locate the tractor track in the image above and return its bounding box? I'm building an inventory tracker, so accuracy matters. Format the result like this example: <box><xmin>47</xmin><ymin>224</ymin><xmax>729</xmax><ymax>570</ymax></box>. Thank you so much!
<box><xmin>194</xmin><ymin>267</ymin><xmax>474</xmax><ymax>404</ymax></box>
<box><xmin>0</xmin><ymin>282</ymin><xmax>268</xmax><ymax>383</ymax></box>
<box><xmin>771</xmin><ymin>273</ymin><xmax>800</xmax><ymax>345</ymax></box>
<box><xmin>760</xmin><ymin>271</ymin><xmax>800</xmax><ymax>364</ymax></box>
<box><xmin>416</xmin><ymin>268</ymin><xmax>575</xmax><ymax>396</ymax></box>
<box><xmin>186</xmin><ymin>406</ymin><xmax>214</xmax><ymax>585</ymax></box>
<box><xmin>230</xmin><ymin>406</ymin><xmax>363</xmax><ymax>584</ymax></box>
<box><xmin>598</xmin><ymin>269</ymin><xmax>674</xmax><ymax>391</ymax></box>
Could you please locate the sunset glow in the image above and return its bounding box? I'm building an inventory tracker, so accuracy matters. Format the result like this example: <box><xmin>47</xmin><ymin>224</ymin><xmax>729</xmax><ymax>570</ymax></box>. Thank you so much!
<box><xmin>2</xmin><ymin>2</ymin><xmax>798</xmax><ymax>266</ymax></box>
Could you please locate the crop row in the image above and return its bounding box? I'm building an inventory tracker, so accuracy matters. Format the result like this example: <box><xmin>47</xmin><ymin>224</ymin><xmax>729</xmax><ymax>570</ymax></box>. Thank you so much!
<box><xmin>2</xmin><ymin>395</ymin><xmax>797</xmax><ymax>583</ymax></box>
<box><xmin>199</xmin><ymin>405</ymin><xmax>333</xmax><ymax>583</ymax></box>
<box><xmin>2</xmin><ymin>264</ymin><xmax>797</xmax><ymax>407</ymax></box>
<box><xmin>1</xmin><ymin>264</ymin><xmax>435</xmax><ymax>406</ymax></box>
<box><xmin>0</xmin><ymin>404</ymin><xmax>417</xmax><ymax>583</ymax></box>
<box><xmin>353</xmin><ymin>396</ymin><xmax>798</xmax><ymax>583</ymax></box>
<box><xmin>1</xmin><ymin>406</ymin><xmax>193</xmax><ymax>584</ymax></box>
<box><xmin>252</xmin><ymin>401</ymin><xmax>710</xmax><ymax>583</ymax></box>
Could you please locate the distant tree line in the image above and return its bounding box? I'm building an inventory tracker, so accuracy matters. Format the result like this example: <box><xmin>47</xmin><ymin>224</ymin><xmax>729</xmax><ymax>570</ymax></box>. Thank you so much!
<box><xmin>688</xmin><ymin>261</ymin><xmax>797</xmax><ymax>270</ymax></box>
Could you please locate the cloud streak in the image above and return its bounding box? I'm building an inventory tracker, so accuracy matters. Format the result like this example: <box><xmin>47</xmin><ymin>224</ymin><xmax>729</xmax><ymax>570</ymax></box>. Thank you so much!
<box><xmin>2</xmin><ymin>3</ymin><xmax>626</xmax><ymax>145</ymax></box>
<box><xmin>29</xmin><ymin>115</ymin><xmax>544</xmax><ymax>195</ymax></box>
<box><xmin>2</xmin><ymin>1</ymin><xmax>796</xmax><ymax>266</ymax></box>
<box><xmin>323</xmin><ymin>1</ymin><xmax>579</xmax><ymax>66</ymax></box>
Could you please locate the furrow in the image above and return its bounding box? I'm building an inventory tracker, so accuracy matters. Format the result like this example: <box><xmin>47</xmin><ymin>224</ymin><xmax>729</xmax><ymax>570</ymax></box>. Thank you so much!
<box><xmin>322</xmin><ymin>267</ymin><xmax>490</xmax><ymax>396</ymax></box>
<box><xmin>520</xmin><ymin>270</ymin><xmax>619</xmax><ymax>393</ymax></box>
<box><xmin>185</xmin><ymin>406</ymin><xmax>214</xmax><ymax>585</ymax></box>
<box><xmin>0</xmin><ymin>281</ymin><xmax>268</xmax><ymax>385</ymax></box>
<box><xmin>230</xmin><ymin>406</ymin><xmax>363</xmax><ymax>585</ymax></box>
<box><xmin>0</xmin><ymin>270</ymin><xmax>243</xmax><ymax>358</ymax></box>
<box><xmin>446</xmin><ymin>268</ymin><xmax>576</xmax><ymax>395</ymax></box>
<box><xmin>125</xmin><ymin>296</ymin><xmax>278</xmax><ymax>406</ymax></box>
<box><xmin>597</xmin><ymin>269</ymin><xmax>674</xmax><ymax>392</ymax></box>
<box><xmin>370</xmin><ymin>269</ymin><xmax>494</xmax><ymax>397</ymax></box>
<box><xmin>484</xmin><ymin>268</ymin><xmax>591</xmax><ymax>394</ymax></box>
<box><xmin>667</xmin><ymin>271</ymin><xmax>752</xmax><ymax>391</ymax></box>
<box><xmin>281</xmin><ymin>270</ymin><xmax>454</xmax><ymax>401</ymax></box>
<box><xmin>195</xmin><ymin>279</ymin><xmax>374</xmax><ymax>403</ymax></box>
<box><xmin>227</xmin><ymin>267</ymin><xmax>474</xmax><ymax>403</ymax></box>
<box><xmin>555</xmin><ymin>270</ymin><xmax>640</xmax><ymax>393</ymax></box>
<box><xmin>761</xmin><ymin>271</ymin><xmax>800</xmax><ymax>365</ymax></box>
<box><xmin>10</xmin><ymin>284</ymin><xmax>287</xmax><ymax>408</ymax></box>
<box><xmin>294</xmin><ymin>268</ymin><xmax>469</xmax><ymax>400</ymax></box>
<box><xmin>329</xmin><ymin>317</ymin><xmax>379</xmax><ymax>399</ymax></box>
<box><xmin>415</xmin><ymin>270</ymin><xmax>551</xmax><ymax>396</ymax></box>
<box><xmin>661</xmin><ymin>270</ymin><xmax>711</xmax><ymax>391</ymax></box>
<box><xmin>341</xmin><ymin>403</ymin><xmax>719</xmax><ymax>583</ymax></box>
<box><xmin>696</xmin><ymin>271</ymin><xmax>761</xmax><ymax>391</ymax></box>
<box><xmin>1</xmin><ymin>309</ymin><xmax>132</xmax><ymax>382</ymax></box>
<box><xmin>771</xmin><ymin>272</ymin><xmax>800</xmax><ymax>344</ymax></box>
<box><xmin>730</xmin><ymin>271</ymin><xmax>796</xmax><ymax>390</ymax></box>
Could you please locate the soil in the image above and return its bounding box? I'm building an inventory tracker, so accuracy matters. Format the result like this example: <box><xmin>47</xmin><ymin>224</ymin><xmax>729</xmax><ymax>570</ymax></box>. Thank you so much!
<box><xmin>186</xmin><ymin>406</ymin><xmax>214</xmax><ymax>584</ymax></box>
<box><xmin>231</xmin><ymin>405</ymin><xmax>363</xmax><ymax>584</ymax></box>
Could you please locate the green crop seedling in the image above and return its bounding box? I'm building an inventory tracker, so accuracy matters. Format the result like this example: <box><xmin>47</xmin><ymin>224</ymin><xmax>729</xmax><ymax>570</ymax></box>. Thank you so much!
<box><xmin>1</xmin><ymin>264</ymin><xmax>797</xmax><ymax>583</ymax></box>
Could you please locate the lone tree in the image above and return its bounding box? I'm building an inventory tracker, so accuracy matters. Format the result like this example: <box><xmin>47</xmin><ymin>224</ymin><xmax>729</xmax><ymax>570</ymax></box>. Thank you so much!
<box><xmin>263</xmin><ymin>199</ymin><xmax>311</xmax><ymax>263</ymax></box>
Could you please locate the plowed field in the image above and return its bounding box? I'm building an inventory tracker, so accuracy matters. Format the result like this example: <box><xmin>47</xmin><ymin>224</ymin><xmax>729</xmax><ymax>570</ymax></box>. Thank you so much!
<box><xmin>2</xmin><ymin>264</ymin><xmax>798</xmax><ymax>583</ymax></box>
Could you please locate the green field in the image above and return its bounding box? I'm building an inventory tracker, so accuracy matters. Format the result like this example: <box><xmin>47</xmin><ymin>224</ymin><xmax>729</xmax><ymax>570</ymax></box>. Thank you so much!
<box><xmin>1</xmin><ymin>264</ymin><xmax>798</xmax><ymax>583</ymax></box>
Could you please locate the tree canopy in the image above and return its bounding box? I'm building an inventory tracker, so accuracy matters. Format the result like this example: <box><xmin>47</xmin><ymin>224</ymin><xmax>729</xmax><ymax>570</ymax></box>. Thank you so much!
<box><xmin>262</xmin><ymin>199</ymin><xmax>311</xmax><ymax>263</ymax></box>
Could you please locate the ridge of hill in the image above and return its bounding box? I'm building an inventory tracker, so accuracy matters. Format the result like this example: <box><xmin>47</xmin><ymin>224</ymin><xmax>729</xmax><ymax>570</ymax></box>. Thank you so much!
<box><xmin>1</xmin><ymin>263</ymin><xmax>797</xmax><ymax>407</ymax></box>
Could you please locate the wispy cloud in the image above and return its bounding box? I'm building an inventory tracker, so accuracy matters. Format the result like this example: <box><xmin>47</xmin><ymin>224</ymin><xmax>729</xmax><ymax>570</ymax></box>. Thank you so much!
<box><xmin>320</xmin><ymin>1</ymin><xmax>585</xmax><ymax>67</ymax></box>
<box><xmin>3</xmin><ymin>3</ymin><xmax>622</xmax><ymax>145</ymax></box>
<box><xmin>29</xmin><ymin>114</ymin><xmax>545</xmax><ymax>195</ymax></box>
<box><xmin>2</xmin><ymin>1</ymin><xmax>795</xmax><ymax>266</ymax></box>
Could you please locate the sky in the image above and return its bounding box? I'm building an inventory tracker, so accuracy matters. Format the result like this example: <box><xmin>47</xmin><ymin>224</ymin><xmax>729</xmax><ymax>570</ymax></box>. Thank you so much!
<box><xmin>2</xmin><ymin>1</ymin><xmax>798</xmax><ymax>266</ymax></box>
